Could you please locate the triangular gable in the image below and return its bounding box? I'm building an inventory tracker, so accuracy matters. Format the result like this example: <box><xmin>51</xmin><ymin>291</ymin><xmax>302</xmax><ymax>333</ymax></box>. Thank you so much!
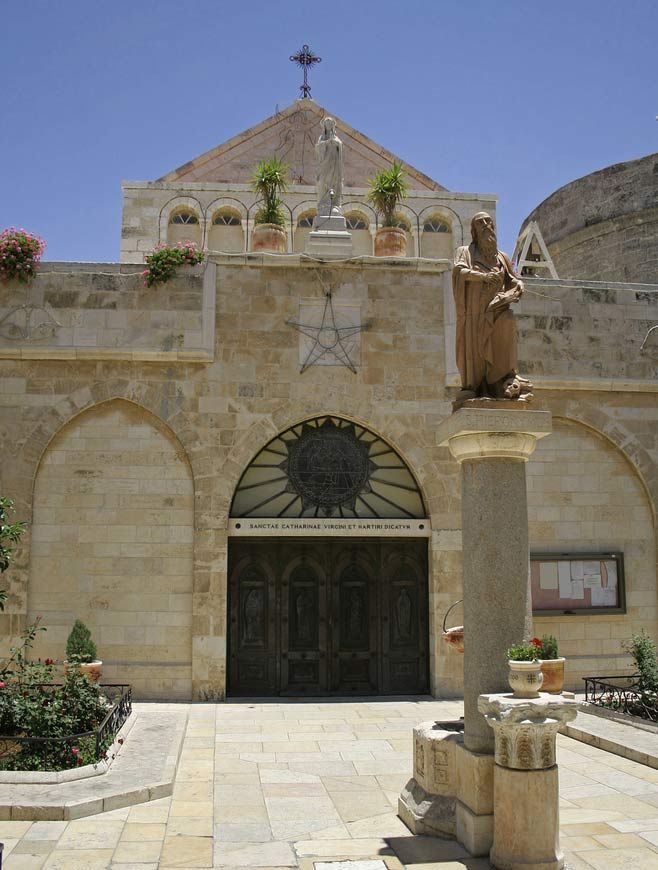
<box><xmin>158</xmin><ymin>100</ymin><xmax>446</xmax><ymax>192</ymax></box>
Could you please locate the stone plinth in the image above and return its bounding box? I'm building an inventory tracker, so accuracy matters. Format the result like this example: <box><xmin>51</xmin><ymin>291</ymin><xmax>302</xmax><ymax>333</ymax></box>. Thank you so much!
<box><xmin>398</xmin><ymin>721</ymin><xmax>462</xmax><ymax>837</ymax></box>
<box><xmin>437</xmin><ymin>407</ymin><xmax>552</xmax><ymax>755</ymax></box>
<box><xmin>479</xmin><ymin>693</ymin><xmax>578</xmax><ymax>870</ymax></box>
<box><xmin>306</xmin><ymin>213</ymin><xmax>353</xmax><ymax>256</ymax></box>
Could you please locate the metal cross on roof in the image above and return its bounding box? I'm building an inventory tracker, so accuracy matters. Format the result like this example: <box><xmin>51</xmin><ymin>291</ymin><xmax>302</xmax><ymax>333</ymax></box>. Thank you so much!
<box><xmin>289</xmin><ymin>44</ymin><xmax>321</xmax><ymax>99</ymax></box>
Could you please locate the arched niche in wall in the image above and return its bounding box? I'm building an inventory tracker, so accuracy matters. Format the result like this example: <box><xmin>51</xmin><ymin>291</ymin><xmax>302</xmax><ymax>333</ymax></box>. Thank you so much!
<box><xmin>27</xmin><ymin>399</ymin><xmax>195</xmax><ymax>700</ymax></box>
<box><xmin>167</xmin><ymin>207</ymin><xmax>202</xmax><ymax>247</ymax></box>
<box><xmin>420</xmin><ymin>213</ymin><xmax>454</xmax><ymax>259</ymax></box>
<box><xmin>209</xmin><ymin>207</ymin><xmax>245</xmax><ymax>253</ymax></box>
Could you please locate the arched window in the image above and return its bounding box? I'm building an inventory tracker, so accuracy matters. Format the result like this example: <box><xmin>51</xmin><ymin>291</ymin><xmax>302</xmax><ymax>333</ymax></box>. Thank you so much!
<box><xmin>213</xmin><ymin>211</ymin><xmax>241</xmax><ymax>226</ymax></box>
<box><xmin>170</xmin><ymin>212</ymin><xmax>199</xmax><ymax>225</ymax></box>
<box><xmin>231</xmin><ymin>416</ymin><xmax>426</xmax><ymax>519</ymax></box>
<box><xmin>294</xmin><ymin>210</ymin><xmax>317</xmax><ymax>252</ymax></box>
<box><xmin>423</xmin><ymin>217</ymin><xmax>450</xmax><ymax>233</ymax></box>
<box><xmin>344</xmin><ymin>211</ymin><xmax>372</xmax><ymax>255</ymax></box>
<box><xmin>346</xmin><ymin>214</ymin><xmax>367</xmax><ymax>230</ymax></box>
<box><xmin>167</xmin><ymin>208</ymin><xmax>202</xmax><ymax>246</ymax></box>
<box><xmin>421</xmin><ymin>213</ymin><xmax>453</xmax><ymax>259</ymax></box>
<box><xmin>209</xmin><ymin>208</ymin><xmax>244</xmax><ymax>252</ymax></box>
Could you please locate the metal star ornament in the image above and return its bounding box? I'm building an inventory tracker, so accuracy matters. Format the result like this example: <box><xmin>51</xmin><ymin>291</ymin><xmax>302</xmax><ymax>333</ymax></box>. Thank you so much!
<box><xmin>287</xmin><ymin>292</ymin><xmax>368</xmax><ymax>373</ymax></box>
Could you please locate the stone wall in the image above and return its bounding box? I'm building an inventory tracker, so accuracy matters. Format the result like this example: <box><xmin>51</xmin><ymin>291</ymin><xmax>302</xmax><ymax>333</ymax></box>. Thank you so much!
<box><xmin>520</xmin><ymin>152</ymin><xmax>658</xmax><ymax>283</ymax></box>
<box><xmin>28</xmin><ymin>400</ymin><xmax>194</xmax><ymax>699</ymax></box>
<box><xmin>0</xmin><ymin>256</ymin><xmax>657</xmax><ymax>697</ymax></box>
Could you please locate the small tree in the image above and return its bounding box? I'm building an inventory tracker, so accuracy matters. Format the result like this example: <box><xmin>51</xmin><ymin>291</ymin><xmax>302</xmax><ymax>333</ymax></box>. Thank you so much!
<box><xmin>0</xmin><ymin>496</ymin><xmax>26</xmax><ymax>611</ymax></box>
<box><xmin>66</xmin><ymin>620</ymin><xmax>97</xmax><ymax>664</ymax></box>
<box><xmin>366</xmin><ymin>162</ymin><xmax>409</xmax><ymax>227</ymax></box>
<box><xmin>251</xmin><ymin>156</ymin><xmax>289</xmax><ymax>227</ymax></box>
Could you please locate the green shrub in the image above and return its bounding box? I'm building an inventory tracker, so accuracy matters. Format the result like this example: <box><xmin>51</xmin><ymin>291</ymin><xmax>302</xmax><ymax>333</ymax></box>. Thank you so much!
<box><xmin>506</xmin><ymin>641</ymin><xmax>540</xmax><ymax>661</ymax></box>
<box><xmin>251</xmin><ymin>156</ymin><xmax>289</xmax><ymax>227</ymax></box>
<box><xmin>143</xmin><ymin>242</ymin><xmax>204</xmax><ymax>287</ymax></box>
<box><xmin>624</xmin><ymin>630</ymin><xmax>658</xmax><ymax>691</ymax></box>
<box><xmin>66</xmin><ymin>620</ymin><xmax>97</xmax><ymax>664</ymax></box>
<box><xmin>538</xmin><ymin>634</ymin><xmax>559</xmax><ymax>660</ymax></box>
<box><xmin>366</xmin><ymin>162</ymin><xmax>409</xmax><ymax>227</ymax></box>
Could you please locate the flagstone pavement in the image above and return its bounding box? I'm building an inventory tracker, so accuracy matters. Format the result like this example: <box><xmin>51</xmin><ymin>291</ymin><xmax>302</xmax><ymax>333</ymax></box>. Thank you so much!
<box><xmin>3</xmin><ymin>698</ymin><xmax>658</xmax><ymax>869</ymax></box>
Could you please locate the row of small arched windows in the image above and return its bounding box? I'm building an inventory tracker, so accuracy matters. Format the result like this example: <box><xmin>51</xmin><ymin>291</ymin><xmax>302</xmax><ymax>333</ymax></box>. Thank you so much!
<box><xmin>167</xmin><ymin>207</ymin><xmax>453</xmax><ymax>257</ymax></box>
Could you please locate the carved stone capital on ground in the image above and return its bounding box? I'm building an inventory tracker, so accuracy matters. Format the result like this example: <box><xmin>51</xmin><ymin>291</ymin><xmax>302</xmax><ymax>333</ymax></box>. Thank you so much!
<box><xmin>478</xmin><ymin>694</ymin><xmax>578</xmax><ymax>770</ymax></box>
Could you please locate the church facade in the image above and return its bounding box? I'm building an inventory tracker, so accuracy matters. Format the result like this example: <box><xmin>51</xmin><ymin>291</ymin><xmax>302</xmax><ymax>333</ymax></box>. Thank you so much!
<box><xmin>0</xmin><ymin>101</ymin><xmax>656</xmax><ymax>700</ymax></box>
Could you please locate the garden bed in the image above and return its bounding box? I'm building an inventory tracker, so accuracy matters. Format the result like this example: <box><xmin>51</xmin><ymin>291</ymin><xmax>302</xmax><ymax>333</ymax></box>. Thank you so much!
<box><xmin>0</xmin><ymin>682</ymin><xmax>132</xmax><ymax>773</ymax></box>
<box><xmin>583</xmin><ymin>674</ymin><xmax>658</xmax><ymax>723</ymax></box>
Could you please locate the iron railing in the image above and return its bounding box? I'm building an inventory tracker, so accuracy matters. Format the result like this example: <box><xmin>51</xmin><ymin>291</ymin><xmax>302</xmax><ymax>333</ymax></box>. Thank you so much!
<box><xmin>0</xmin><ymin>684</ymin><xmax>132</xmax><ymax>770</ymax></box>
<box><xmin>583</xmin><ymin>674</ymin><xmax>658</xmax><ymax>722</ymax></box>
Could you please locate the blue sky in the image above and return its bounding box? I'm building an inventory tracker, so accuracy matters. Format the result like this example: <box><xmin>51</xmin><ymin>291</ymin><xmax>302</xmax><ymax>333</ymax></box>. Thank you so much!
<box><xmin>1</xmin><ymin>0</ymin><xmax>656</xmax><ymax>260</ymax></box>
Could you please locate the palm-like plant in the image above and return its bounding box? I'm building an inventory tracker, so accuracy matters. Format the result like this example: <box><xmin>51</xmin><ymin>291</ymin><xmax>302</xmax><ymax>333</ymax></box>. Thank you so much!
<box><xmin>367</xmin><ymin>162</ymin><xmax>409</xmax><ymax>227</ymax></box>
<box><xmin>251</xmin><ymin>156</ymin><xmax>289</xmax><ymax>227</ymax></box>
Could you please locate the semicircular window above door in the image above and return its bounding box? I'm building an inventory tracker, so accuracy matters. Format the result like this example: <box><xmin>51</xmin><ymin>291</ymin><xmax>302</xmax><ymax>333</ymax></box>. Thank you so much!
<box><xmin>230</xmin><ymin>416</ymin><xmax>425</xmax><ymax>519</ymax></box>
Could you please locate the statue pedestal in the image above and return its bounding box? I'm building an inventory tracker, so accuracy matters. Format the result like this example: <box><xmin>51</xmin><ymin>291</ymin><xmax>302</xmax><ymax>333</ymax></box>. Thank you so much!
<box><xmin>398</xmin><ymin>407</ymin><xmax>552</xmax><ymax>856</ymax></box>
<box><xmin>479</xmin><ymin>693</ymin><xmax>578</xmax><ymax>870</ymax></box>
<box><xmin>306</xmin><ymin>213</ymin><xmax>353</xmax><ymax>257</ymax></box>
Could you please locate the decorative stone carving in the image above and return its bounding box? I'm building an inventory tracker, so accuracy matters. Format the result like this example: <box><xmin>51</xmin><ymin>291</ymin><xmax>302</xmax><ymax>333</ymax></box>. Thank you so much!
<box><xmin>477</xmin><ymin>694</ymin><xmax>578</xmax><ymax>770</ymax></box>
<box><xmin>0</xmin><ymin>304</ymin><xmax>60</xmax><ymax>341</ymax></box>
<box><xmin>452</xmin><ymin>212</ymin><xmax>533</xmax><ymax>407</ymax></box>
<box><xmin>398</xmin><ymin>721</ymin><xmax>462</xmax><ymax>838</ymax></box>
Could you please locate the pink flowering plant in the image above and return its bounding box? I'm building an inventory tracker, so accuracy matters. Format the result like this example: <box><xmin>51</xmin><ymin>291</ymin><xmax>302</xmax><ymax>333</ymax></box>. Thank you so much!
<box><xmin>0</xmin><ymin>228</ymin><xmax>46</xmax><ymax>284</ymax></box>
<box><xmin>143</xmin><ymin>241</ymin><xmax>205</xmax><ymax>287</ymax></box>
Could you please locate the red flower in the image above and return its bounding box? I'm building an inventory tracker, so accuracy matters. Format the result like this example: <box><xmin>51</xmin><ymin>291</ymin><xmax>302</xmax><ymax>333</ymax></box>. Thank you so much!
<box><xmin>0</xmin><ymin>681</ymin><xmax>5</xmax><ymax>689</ymax></box>
<box><xmin>45</xmin><ymin>658</ymin><xmax>54</xmax><ymax>666</ymax></box>
<box><xmin>530</xmin><ymin>637</ymin><xmax>542</xmax><ymax>647</ymax></box>
<box><xmin>71</xmin><ymin>746</ymin><xmax>80</xmax><ymax>755</ymax></box>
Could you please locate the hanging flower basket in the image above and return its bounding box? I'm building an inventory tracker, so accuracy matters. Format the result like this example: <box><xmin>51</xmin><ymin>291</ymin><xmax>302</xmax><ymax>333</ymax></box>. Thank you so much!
<box><xmin>442</xmin><ymin>599</ymin><xmax>464</xmax><ymax>653</ymax></box>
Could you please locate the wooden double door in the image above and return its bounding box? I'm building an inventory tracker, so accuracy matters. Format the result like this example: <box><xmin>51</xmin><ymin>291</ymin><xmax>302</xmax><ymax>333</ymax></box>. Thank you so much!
<box><xmin>228</xmin><ymin>538</ymin><xmax>428</xmax><ymax>696</ymax></box>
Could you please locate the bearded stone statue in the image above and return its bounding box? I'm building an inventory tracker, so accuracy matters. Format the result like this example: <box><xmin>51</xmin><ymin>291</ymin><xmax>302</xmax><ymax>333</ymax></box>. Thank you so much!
<box><xmin>452</xmin><ymin>212</ymin><xmax>533</xmax><ymax>405</ymax></box>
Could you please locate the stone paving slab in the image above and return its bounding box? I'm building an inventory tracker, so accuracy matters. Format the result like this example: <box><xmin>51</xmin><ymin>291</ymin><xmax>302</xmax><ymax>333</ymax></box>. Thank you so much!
<box><xmin>5</xmin><ymin>699</ymin><xmax>658</xmax><ymax>868</ymax></box>
<box><xmin>0</xmin><ymin>704</ymin><xmax>188</xmax><ymax>821</ymax></box>
<box><xmin>565</xmin><ymin>709</ymin><xmax>658</xmax><ymax>769</ymax></box>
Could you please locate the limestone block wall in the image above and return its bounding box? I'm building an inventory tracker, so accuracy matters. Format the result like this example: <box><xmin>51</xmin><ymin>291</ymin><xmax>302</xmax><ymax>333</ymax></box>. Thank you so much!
<box><xmin>28</xmin><ymin>400</ymin><xmax>194</xmax><ymax>699</ymax></box>
<box><xmin>0</xmin><ymin>257</ymin><xmax>657</xmax><ymax>700</ymax></box>
<box><xmin>528</xmin><ymin>418</ymin><xmax>656</xmax><ymax>690</ymax></box>
<box><xmin>520</xmin><ymin>152</ymin><xmax>658</xmax><ymax>283</ymax></box>
<box><xmin>120</xmin><ymin>180</ymin><xmax>495</xmax><ymax>264</ymax></box>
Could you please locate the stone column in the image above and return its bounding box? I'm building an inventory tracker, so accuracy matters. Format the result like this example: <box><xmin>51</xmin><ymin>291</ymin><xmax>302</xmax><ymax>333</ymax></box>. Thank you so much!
<box><xmin>437</xmin><ymin>408</ymin><xmax>552</xmax><ymax>754</ymax></box>
<box><xmin>437</xmin><ymin>407</ymin><xmax>551</xmax><ymax>856</ymax></box>
<box><xmin>479</xmin><ymin>694</ymin><xmax>578</xmax><ymax>870</ymax></box>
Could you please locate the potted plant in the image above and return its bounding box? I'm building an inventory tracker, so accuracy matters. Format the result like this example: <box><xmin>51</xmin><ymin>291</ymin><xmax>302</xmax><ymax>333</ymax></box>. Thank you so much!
<box><xmin>65</xmin><ymin>620</ymin><xmax>102</xmax><ymax>682</ymax></box>
<box><xmin>250</xmin><ymin>156</ymin><xmax>289</xmax><ymax>253</ymax></box>
<box><xmin>506</xmin><ymin>640</ymin><xmax>543</xmax><ymax>698</ymax></box>
<box><xmin>143</xmin><ymin>241</ymin><xmax>205</xmax><ymax>287</ymax></box>
<box><xmin>366</xmin><ymin>161</ymin><xmax>409</xmax><ymax>257</ymax></box>
<box><xmin>0</xmin><ymin>228</ymin><xmax>46</xmax><ymax>283</ymax></box>
<box><xmin>535</xmin><ymin>635</ymin><xmax>565</xmax><ymax>694</ymax></box>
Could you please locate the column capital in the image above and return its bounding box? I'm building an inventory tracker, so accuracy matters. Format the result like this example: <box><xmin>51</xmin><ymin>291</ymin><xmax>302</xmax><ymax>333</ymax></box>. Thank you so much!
<box><xmin>478</xmin><ymin>693</ymin><xmax>578</xmax><ymax>770</ymax></box>
<box><xmin>437</xmin><ymin>408</ymin><xmax>552</xmax><ymax>462</ymax></box>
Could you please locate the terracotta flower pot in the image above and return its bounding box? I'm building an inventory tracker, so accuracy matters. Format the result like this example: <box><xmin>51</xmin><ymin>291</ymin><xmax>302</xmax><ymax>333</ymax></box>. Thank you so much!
<box><xmin>508</xmin><ymin>660</ymin><xmax>543</xmax><ymax>698</ymax></box>
<box><xmin>539</xmin><ymin>658</ymin><xmax>566</xmax><ymax>694</ymax></box>
<box><xmin>251</xmin><ymin>223</ymin><xmax>287</xmax><ymax>253</ymax></box>
<box><xmin>374</xmin><ymin>226</ymin><xmax>407</xmax><ymax>257</ymax></box>
<box><xmin>64</xmin><ymin>660</ymin><xmax>103</xmax><ymax>683</ymax></box>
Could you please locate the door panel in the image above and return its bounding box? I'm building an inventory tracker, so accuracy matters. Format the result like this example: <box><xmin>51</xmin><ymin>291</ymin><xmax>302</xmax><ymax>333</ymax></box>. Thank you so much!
<box><xmin>381</xmin><ymin>540</ymin><xmax>429</xmax><ymax>693</ymax></box>
<box><xmin>281</xmin><ymin>547</ymin><xmax>328</xmax><ymax>695</ymax></box>
<box><xmin>229</xmin><ymin>548</ymin><xmax>277</xmax><ymax>695</ymax></box>
<box><xmin>228</xmin><ymin>538</ymin><xmax>428</xmax><ymax>696</ymax></box>
<box><xmin>332</xmin><ymin>544</ymin><xmax>378</xmax><ymax>693</ymax></box>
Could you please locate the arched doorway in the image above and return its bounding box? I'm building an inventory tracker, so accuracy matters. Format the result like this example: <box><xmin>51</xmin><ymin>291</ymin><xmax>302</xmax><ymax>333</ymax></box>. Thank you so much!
<box><xmin>228</xmin><ymin>416</ymin><xmax>429</xmax><ymax>696</ymax></box>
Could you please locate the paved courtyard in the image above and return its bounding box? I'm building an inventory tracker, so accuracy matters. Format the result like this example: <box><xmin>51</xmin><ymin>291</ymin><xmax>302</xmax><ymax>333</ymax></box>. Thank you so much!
<box><xmin>3</xmin><ymin>698</ymin><xmax>658</xmax><ymax>869</ymax></box>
